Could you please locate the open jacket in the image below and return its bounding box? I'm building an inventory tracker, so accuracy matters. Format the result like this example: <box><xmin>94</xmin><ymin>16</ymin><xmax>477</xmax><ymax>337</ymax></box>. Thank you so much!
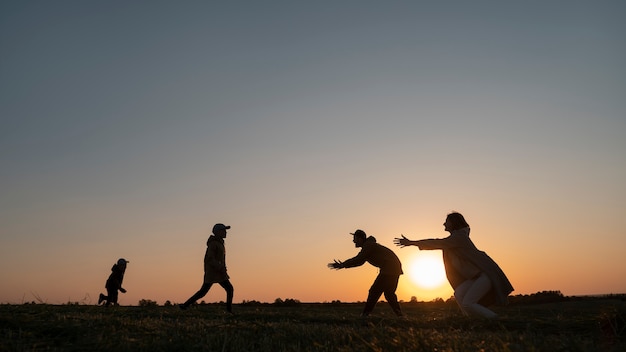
<box><xmin>342</xmin><ymin>236</ymin><xmax>403</xmax><ymax>276</ymax></box>
<box><xmin>419</xmin><ymin>227</ymin><xmax>513</xmax><ymax>306</ymax></box>
<box><xmin>203</xmin><ymin>235</ymin><xmax>229</xmax><ymax>283</ymax></box>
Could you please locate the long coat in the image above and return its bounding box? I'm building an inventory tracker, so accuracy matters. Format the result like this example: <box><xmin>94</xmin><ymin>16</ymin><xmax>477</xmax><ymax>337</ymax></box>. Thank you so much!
<box><xmin>342</xmin><ymin>236</ymin><xmax>403</xmax><ymax>276</ymax></box>
<box><xmin>203</xmin><ymin>235</ymin><xmax>229</xmax><ymax>283</ymax></box>
<box><xmin>418</xmin><ymin>227</ymin><xmax>513</xmax><ymax>306</ymax></box>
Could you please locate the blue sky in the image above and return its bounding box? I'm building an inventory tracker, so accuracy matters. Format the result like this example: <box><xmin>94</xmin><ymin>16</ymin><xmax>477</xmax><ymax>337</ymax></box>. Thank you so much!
<box><xmin>1</xmin><ymin>1</ymin><xmax>625</xmax><ymax>304</ymax></box>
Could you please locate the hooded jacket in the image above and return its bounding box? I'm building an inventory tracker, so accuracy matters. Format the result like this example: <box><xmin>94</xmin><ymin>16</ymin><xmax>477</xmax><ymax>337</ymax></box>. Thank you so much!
<box><xmin>105</xmin><ymin>264</ymin><xmax>125</xmax><ymax>290</ymax></box>
<box><xmin>418</xmin><ymin>227</ymin><xmax>514</xmax><ymax>306</ymax></box>
<box><xmin>342</xmin><ymin>236</ymin><xmax>403</xmax><ymax>276</ymax></box>
<box><xmin>203</xmin><ymin>235</ymin><xmax>229</xmax><ymax>283</ymax></box>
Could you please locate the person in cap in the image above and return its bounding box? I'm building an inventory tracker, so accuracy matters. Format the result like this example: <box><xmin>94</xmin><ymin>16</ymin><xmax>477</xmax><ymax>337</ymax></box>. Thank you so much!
<box><xmin>394</xmin><ymin>212</ymin><xmax>513</xmax><ymax>319</ymax></box>
<box><xmin>328</xmin><ymin>229</ymin><xmax>403</xmax><ymax>317</ymax></box>
<box><xmin>180</xmin><ymin>223</ymin><xmax>234</xmax><ymax>313</ymax></box>
<box><xmin>98</xmin><ymin>258</ymin><xmax>129</xmax><ymax>306</ymax></box>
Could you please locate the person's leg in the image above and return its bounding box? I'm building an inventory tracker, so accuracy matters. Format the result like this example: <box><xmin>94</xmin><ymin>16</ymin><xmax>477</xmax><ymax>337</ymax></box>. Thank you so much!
<box><xmin>382</xmin><ymin>275</ymin><xmax>403</xmax><ymax>316</ymax></box>
<box><xmin>363</xmin><ymin>275</ymin><xmax>385</xmax><ymax>316</ymax></box>
<box><xmin>182</xmin><ymin>283</ymin><xmax>212</xmax><ymax>307</ymax></box>
<box><xmin>219</xmin><ymin>280</ymin><xmax>234</xmax><ymax>312</ymax></box>
<box><xmin>454</xmin><ymin>280</ymin><xmax>473</xmax><ymax>314</ymax></box>
<box><xmin>106</xmin><ymin>288</ymin><xmax>119</xmax><ymax>306</ymax></box>
<box><xmin>111</xmin><ymin>291</ymin><xmax>119</xmax><ymax>305</ymax></box>
<box><xmin>459</xmin><ymin>273</ymin><xmax>497</xmax><ymax>318</ymax></box>
<box><xmin>98</xmin><ymin>293</ymin><xmax>106</xmax><ymax>305</ymax></box>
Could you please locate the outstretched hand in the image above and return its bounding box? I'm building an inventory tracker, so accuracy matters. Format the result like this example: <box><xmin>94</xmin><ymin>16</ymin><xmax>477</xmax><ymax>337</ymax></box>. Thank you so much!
<box><xmin>327</xmin><ymin>259</ymin><xmax>343</xmax><ymax>270</ymax></box>
<box><xmin>393</xmin><ymin>235</ymin><xmax>412</xmax><ymax>247</ymax></box>
<box><xmin>120</xmin><ymin>288</ymin><xmax>127</xmax><ymax>293</ymax></box>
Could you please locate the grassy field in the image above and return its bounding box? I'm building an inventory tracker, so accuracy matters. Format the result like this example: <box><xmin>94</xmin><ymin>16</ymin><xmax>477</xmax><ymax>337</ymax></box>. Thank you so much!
<box><xmin>1</xmin><ymin>299</ymin><xmax>625</xmax><ymax>351</ymax></box>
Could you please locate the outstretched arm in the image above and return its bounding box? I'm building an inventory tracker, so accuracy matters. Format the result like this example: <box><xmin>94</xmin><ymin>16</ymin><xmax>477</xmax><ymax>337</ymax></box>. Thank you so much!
<box><xmin>328</xmin><ymin>250</ymin><xmax>368</xmax><ymax>270</ymax></box>
<box><xmin>395</xmin><ymin>235</ymin><xmax>450</xmax><ymax>250</ymax></box>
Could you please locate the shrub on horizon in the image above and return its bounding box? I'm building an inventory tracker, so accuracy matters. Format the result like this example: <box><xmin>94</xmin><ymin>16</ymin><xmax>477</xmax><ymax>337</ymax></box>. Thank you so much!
<box><xmin>138</xmin><ymin>299</ymin><xmax>158</xmax><ymax>307</ymax></box>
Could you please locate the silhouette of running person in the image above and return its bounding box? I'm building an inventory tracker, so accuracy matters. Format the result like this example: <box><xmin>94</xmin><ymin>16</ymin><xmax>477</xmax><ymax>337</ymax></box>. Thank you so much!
<box><xmin>328</xmin><ymin>229</ymin><xmax>403</xmax><ymax>317</ymax></box>
<box><xmin>180</xmin><ymin>223</ymin><xmax>234</xmax><ymax>313</ymax></box>
<box><xmin>395</xmin><ymin>212</ymin><xmax>513</xmax><ymax>318</ymax></box>
<box><xmin>98</xmin><ymin>258</ymin><xmax>129</xmax><ymax>306</ymax></box>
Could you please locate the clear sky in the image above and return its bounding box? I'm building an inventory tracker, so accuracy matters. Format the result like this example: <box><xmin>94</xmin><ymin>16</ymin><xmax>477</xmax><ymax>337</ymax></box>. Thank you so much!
<box><xmin>1</xmin><ymin>1</ymin><xmax>625</xmax><ymax>305</ymax></box>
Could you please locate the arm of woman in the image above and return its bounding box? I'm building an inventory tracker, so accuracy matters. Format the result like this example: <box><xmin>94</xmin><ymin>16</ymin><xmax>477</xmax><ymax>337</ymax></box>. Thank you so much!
<box><xmin>396</xmin><ymin>234</ymin><xmax>462</xmax><ymax>249</ymax></box>
<box><xmin>414</xmin><ymin>239</ymin><xmax>444</xmax><ymax>250</ymax></box>
<box><xmin>417</xmin><ymin>234</ymin><xmax>468</xmax><ymax>249</ymax></box>
<box><xmin>394</xmin><ymin>235</ymin><xmax>420</xmax><ymax>247</ymax></box>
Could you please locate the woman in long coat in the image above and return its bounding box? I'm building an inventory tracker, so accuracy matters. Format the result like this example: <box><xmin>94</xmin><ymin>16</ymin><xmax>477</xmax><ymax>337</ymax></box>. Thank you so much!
<box><xmin>395</xmin><ymin>212</ymin><xmax>513</xmax><ymax>318</ymax></box>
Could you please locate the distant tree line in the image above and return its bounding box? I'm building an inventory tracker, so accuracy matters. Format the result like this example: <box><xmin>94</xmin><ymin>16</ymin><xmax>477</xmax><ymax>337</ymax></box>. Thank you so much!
<box><xmin>134</xmin><ymin>292</ymin><xmax>624</xmax><ymax>307</ymax></box>
<box><xmin>14</xmin><ymin>291</ymin><xmax>624</xmax><ymax>306</ymax></box>
<box><xmin>508</xmin><ymin>290</ymin><xmax>567</xmax><ymax>305</ymax></box>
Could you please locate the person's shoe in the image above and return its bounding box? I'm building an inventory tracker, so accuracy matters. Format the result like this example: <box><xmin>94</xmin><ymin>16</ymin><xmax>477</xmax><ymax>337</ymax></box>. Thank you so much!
<box><xmin>98</xmin><ymin>294</ymin><xmax>105</xmax><ymax>305</ymax></box>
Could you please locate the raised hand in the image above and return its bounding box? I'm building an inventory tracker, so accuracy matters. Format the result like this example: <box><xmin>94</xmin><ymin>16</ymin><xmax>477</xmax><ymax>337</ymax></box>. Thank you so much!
<box><xmin>327</xmin><ymin>259</ymin><xmax>343</xmax><ymax>269</ymax></box>
<box><xmin>393</xmin><ymin>235</ymin><xmax>412</xmax><ymax>247</ymax></box>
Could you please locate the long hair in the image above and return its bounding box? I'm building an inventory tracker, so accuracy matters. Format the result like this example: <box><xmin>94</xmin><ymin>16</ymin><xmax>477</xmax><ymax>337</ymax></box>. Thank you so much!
<box><xmin>446</xmin><ymin>212</ymin><xmax>469</xmax><ymax>231</ymax></box>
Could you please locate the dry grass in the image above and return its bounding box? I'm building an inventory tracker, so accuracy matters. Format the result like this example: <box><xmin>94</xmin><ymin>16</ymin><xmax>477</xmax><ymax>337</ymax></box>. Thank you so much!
<box><xmin>1</xmin><ymin>300</ymin><xmax>624</xmax><ymax>351</ymax></box>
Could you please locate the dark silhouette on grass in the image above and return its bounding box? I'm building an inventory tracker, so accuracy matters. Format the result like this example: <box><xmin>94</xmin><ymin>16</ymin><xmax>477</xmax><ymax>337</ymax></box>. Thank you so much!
<box><xmin>98</xmin><ymin>258</ymin><xmax>129</xmax><ymax>306</ymax></box>
<box><xmin>328</xmin><ymin>229</ymin><xmax>403</xmax><ymax>317</ymax></box>
<box><xmin>180</xmin><ymin>223</ymin><xmax>234</xmax><ymax>313</ymax></box>
<box><xmin>395</xmin><ymin>212</ymin><xmax>513</xmax><ymax>318</ymax></box>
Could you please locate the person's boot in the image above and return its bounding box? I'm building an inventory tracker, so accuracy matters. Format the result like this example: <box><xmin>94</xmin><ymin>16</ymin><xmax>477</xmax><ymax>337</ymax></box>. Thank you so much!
<box><xmin>98</xmin><ymin>294</ymin><xmax>105</xmax><ymax>305</ymax></box>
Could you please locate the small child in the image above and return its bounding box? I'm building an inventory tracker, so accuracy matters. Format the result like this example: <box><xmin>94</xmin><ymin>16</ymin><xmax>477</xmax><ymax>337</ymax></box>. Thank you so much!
<box><xmin>98</xmin><ymin>258</ymin><xmax>129</xmax><ymax>306</ymax></box>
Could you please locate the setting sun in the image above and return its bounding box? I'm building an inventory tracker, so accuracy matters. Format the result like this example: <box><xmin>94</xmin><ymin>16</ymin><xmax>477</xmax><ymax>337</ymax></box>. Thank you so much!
<box><xmin>407</xmin><ymin>252</ymin><xmax>447</xmax><ymax>289</ymax></box>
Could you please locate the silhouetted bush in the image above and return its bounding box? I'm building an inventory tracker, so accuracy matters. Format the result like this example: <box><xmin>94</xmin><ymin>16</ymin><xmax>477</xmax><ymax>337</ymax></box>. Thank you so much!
<box><xmin>273</xmin><ymin>298</ymin><xmax>301</xmax><ymax>307</ymax></box>
<box><xmin>241</xmin><ymin>300</ymin><xmax>264</xmax><ymax>306</ymax></box>
<box><xmin>138</xmin><ymin>299</ymin><xmax>158</xmax><ymax>307</ymax></box>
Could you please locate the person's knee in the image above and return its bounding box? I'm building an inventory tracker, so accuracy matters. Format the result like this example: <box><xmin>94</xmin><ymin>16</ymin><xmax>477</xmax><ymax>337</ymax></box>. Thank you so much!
<box><xmin>223</xmin><ymin>285</ymin><xmax>233</xmax><ymax>296</ymax></box>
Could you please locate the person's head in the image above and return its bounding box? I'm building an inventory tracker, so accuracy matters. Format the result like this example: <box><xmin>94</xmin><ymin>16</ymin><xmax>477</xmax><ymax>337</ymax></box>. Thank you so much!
<box><xmin>350</xmin><ymin>229</ymin><xmax>367</xmax><ymax>248</ymax></box>
<box><xmin>117</xmin><ymin>258</ymin><xmax>129</xmax><ymax>269</ymax></box>
<box><xmin>444</xmin><ymin>212</ymin><xmax>469</xmax><ymax>232</ymax></box>
<box><xmin>212</xmin><ymin>223</ymin><xmax>231</xmax><ymax>238</ymax></box>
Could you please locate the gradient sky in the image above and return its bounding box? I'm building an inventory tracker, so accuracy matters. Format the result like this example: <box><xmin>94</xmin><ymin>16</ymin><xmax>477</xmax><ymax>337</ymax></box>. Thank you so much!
<box><xmin>1</xmin><ymin>1</ymin><xmax>625</xmax><ymax>305</ymax></box>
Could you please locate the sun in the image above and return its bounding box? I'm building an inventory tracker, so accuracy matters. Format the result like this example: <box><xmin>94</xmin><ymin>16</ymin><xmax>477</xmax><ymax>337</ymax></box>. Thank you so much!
<box><xmin>407</xmin><ymin>252</ymin><xmax>447</xmax><ymax>289</ymax></box>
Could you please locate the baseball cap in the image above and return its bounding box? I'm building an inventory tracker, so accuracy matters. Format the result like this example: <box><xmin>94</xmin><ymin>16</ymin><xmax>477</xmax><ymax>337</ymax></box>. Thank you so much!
<box><xmin>117</xmin><ymin>258</ymin><xmax>129</xmax><ymax>265</ymax></box>
<box><xmin>350</xmin><ymin>229</ymin><xmax>366</xmax><ymax>238</ymax></box>
<box><xmin>213</xmin><ymin>223</ymin><xmax>231</xmax><ymax>233</ymax></box>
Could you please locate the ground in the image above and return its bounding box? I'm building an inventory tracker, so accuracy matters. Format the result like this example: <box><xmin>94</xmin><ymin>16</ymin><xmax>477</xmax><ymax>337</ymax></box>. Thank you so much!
<box><xmin>1</xmin><ymin>299</ymin><xmax>624</xmax><ymax>351</ymax></box>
